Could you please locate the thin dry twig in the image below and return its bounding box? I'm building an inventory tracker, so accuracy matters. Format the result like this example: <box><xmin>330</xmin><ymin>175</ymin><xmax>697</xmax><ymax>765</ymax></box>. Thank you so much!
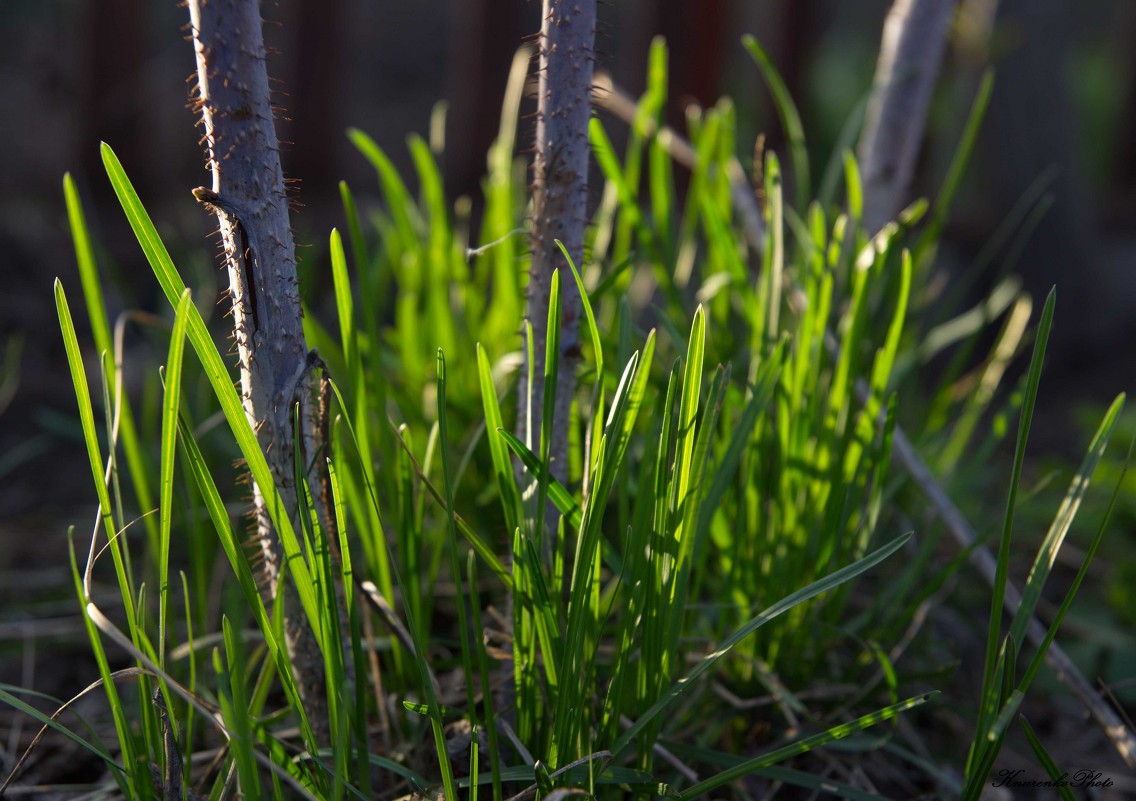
<box><xmin>83</xmin><ymin>601</ymin><xmax>325</xmax><ymax>800</ymax></box>
<box><xmin>358</xmin><ymin>580</ymin><xmax>441</xmax><ymax>699</ymax></box>
<box><xmin>0</xmin><ymin>667</ymin><xmax>147</xmax><ymax>793</ymax></box>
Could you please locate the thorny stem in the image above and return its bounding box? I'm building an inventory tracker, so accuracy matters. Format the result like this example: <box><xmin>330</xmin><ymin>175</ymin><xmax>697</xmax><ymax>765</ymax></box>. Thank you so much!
<box><xmin>521</xmin><ymin>0</ymin><xmax>597</xmax><ymax>530</ymax></box>
<box><xmin>186</xmin><ymin>0</ymin><xmax>341</xmax><ymax>743</ymax></box>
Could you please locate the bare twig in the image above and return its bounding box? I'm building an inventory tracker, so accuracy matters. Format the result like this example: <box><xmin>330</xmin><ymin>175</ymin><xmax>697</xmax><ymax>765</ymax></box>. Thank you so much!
<box><xmin>1</xmin><ymin>667</ymin><xmax>151</xmax><ymax>794</ymax></box>
<box><xmin>619</xmin><ymin>715</ymin><xmax>700</xmax><ymax>783</ymax></box>
<box><xmin>358</xmin><ymin>580</ymin><xmax>441</xmax><ymax>698</ymax></box>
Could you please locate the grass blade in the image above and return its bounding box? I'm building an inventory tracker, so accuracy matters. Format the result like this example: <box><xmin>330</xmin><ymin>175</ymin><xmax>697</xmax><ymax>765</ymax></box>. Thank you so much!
<box><xmin>613</xmin><ymin>533</ymin><xmax>910</xmax><ymax>758</ymax></box>
<box><xmin>65</xmin><ymin>174</ymin><xmax>159</xmax><ymax>553</ymax></box>
<box><xmin>499</xmin><ymin>429</ymin><xmax>582</xmax><ymax>529</ymax></box>
<box><xmin>101</xmin><ymin>144</ymin><xmax>322</xmax><ymax>641</ymax></box>
<box><xmin>976</xmin><ymin>288</ymin><xmax>1055</xmax><ymax>742</ymax></box>
<box><xmin>477</xmin><ymin>343</ymin><xmax>523</xmax><ymax>535</ymax></box>
<box><xmin>1009</xmin><ymin>393</ymin><xmax>1124</xmax><ymax>648</ymax></box>
<box><xmin>675</xmin><ymin>692</ymin><xmax>936</xmax><ymax>799</ymax></box>
<box><xmin>1019</xmin><ymin>716</ymin><xmax>1078</xmax><ymax>801</ymax></box>
<box><xmin>157</xmin><ymin>289</ymin><xmax>191</xmax><ymax>664</ymax></box>
<box><xmin>916</xmin><ymin>70</ymin><xmax>995</xmax><ymax>262</ymax></box>
<box><xmin>743</xmin><ymin>35</ymin><xmax>810</xmax><ymax>207</ymax></box>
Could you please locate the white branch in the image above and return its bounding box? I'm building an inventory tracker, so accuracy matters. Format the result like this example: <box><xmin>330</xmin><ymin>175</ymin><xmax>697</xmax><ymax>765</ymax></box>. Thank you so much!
<box><xmin>859</xmin><ymin>0</ymin><xmax>957</xmax><ymax>233</ymax></box>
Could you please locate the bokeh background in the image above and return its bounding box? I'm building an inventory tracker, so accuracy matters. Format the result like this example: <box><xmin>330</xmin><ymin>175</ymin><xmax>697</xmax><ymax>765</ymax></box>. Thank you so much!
<box><xmin>1</xmin><ymin>0</ymin><xmax>1134</xmax><ymax>592</ymax></box>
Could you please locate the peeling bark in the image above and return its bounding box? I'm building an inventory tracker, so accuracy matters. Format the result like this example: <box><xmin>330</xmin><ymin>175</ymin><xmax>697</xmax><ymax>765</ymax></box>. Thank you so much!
<box><xmin>186</xmin><ymin>0</ymin><xmax>338</xmax><ymax>742</ymax></box>
<box><xmin>522</xmin><ymin>0</ymin><xmax>596</xmax><ymax>517</ymax></box>
<box><xmin>858</xmin><ymin>0</ymin><xmax>957</xmax><ymax>234</ymax></box>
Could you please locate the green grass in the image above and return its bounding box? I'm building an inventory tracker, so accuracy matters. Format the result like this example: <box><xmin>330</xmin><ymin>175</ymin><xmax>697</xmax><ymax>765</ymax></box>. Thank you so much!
<box><xmin>5</xmin><ymin>39</ymin><xmax>1129</xmax><ymax>801</ymax></box>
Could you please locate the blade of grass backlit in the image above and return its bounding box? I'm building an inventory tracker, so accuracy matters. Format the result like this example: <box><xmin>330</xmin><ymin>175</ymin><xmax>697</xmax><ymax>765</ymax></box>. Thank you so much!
<box><xmin>1020</xmin><ymin>716</ymin><xmax>1077</xmax><ymax>801</ymax></box>
<box><xmin>763</xmin><ymin>153</ymin><xmax>784</xmax><ymax>343</ymax></box>
<box><xmin>670</xmin><ymin>306</ymin><xmax>705</xmax><ymax>556</ymax></box>
<box><xmin>337</xmin><ymin>181</ymin><xmax>370</xmax><ymax>309</ymax></box>
<box><xmin>869</xmin><ymin>249</ymin><xmax>912</xmax><ymax>399</ymax></box>
<box><xmin>743</xmin><ymin>35</ymin><xmax>809</xmax><ymax>208</ymax></box>
<box><xmin>499</xmin><ymin>430</ymin><xmax>582</xmax><ymax>528</ymax></box>
<box><xmin>410</xmin><ymin>137</ymin><xmax>458</xmax><ymax>356</ymax></box>
<box><xmin>157</xmin><ymin>289</ymin><xmax>191</xmax><ymax>665</ymax></box>
<box><xmin>477</xmin><ymin>344</ymin><xmax>523</xmax><ymax>535</ymax></box>
<box><xmin>843</xmin><ymin>150</ymin><xmax>864</xmax><ymax>225</ymax></box>
<box><xmin>329</xmin><ymin>229</ymin><xmax>393</xmax><ymax>606</ymax></box>
<box><xmin>1009</xmin><ymin>393</ymin><xmax>1123</xmax><ymax>648</ymax></box>
<box><xmin>975</xmin><ymin>289</ymin><xmax>1054</xmax><ymax>748</ymax></box>
<box><xmin>101</xmin><ymin>145</ymin><xmax>322</xmax><ymax>642</ymax></box>
<box><xmin>1014</xmin><ymin>407</ymin><xmax>1129</xmax><ymax>692</ymax></box>
<box><xmin>57</xmin><ymin>280</ymin><xmax>147</xmax><ymax>696</ymax></box>
<box><xmin>535</xmin><ymin>270</ymin><xmax>563</xmax><ymax>558</ymax></box>
<box><xmin>55</xmin><ymin>282</ymin><xmax>118</xmax><ymax>593</ymax></box>
<box><xmin>659</xmin><ymin>308</ymin><xmax>707</xmax><ymax>678</ymax></box>
<box><xmin>65</xmin><ymin>174</ymin><xmax>159</xmax><ymax>553</ymax></box>
<box><xmin>560</xmin><ymin>240</ymin><xmax>606</xmax><ymax>480</ymax></box>
<box><xmin>330</xmin><ymin>230</ymin><xmax>357</xmax><ymax>372</ymax></box>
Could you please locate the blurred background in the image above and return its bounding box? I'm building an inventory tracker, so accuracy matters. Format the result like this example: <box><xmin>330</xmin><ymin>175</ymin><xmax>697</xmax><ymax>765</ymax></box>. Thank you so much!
<box><xmin>1</xmin><ymin>0</ymin><xmax>1134</xmax><ymax>551</ymax></box>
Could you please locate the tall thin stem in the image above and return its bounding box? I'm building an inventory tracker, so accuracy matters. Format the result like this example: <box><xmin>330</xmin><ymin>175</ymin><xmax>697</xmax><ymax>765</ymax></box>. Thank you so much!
<box><xmin>186</xmin><ymin>0</ymin><xmax>333</xmax><ymax>741</ymax></box>
<box><xmin>522</xmin><ymin>0</ymin><xmax>597</xmax><ymax>523</ymax></box>
<box><xmin>858</xmin><ymin>0</ymin><xmax>957</xmax><ymax>233</ymax></box>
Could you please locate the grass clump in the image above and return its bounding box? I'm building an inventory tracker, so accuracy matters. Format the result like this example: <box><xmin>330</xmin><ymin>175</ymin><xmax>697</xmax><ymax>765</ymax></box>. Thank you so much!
<box><xmin>3</xmin><ymin>37</ymin><xmax>1129</xmax><ymax>801</ymax></box>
